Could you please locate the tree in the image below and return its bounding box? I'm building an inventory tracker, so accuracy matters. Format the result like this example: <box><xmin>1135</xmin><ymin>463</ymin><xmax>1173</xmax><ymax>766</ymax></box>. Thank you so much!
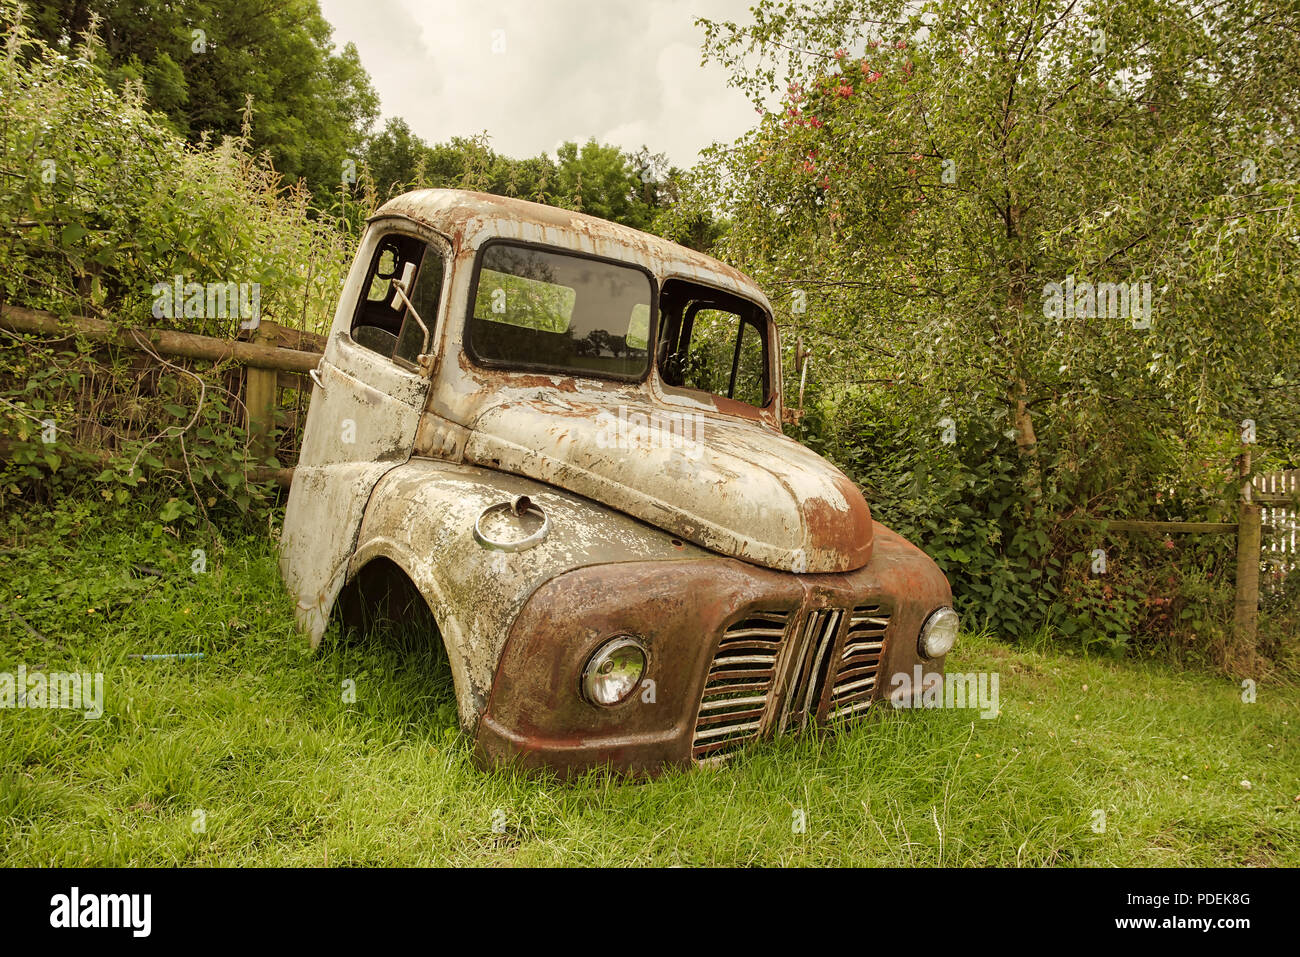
<box><xmin>362</xmin><ymin>129</ymin><xmax>688</xmax><ymax>234</ymax></box>
<box><xmin>692</xmin><ymin>0</ymin><xmax>1300</xmax><ymax>645</ymax></box>
<box><xmin>554</xmin><ymin>139</ymin><xmax>662</xmax><ymax>230</ymax></box>
<box><xmin>363</xmin><ymin>118</ymin><xmax>430</xmax><ymax>200</ymax></box>
<box><xmin>26</xmin><ymin>0</ymin><xmax>379</xmax><ymax>199</ymax></box>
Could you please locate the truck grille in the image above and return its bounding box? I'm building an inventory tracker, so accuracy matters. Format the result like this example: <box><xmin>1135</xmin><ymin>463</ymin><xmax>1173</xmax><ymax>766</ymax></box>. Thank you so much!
<box><xmin>692</xmin><ymin>603</ymin><xmax>891</xmax><ymax>765</ymax></box>
<box><xmin>691</xmin><ymin>611</ymin><xmax>788</xmax><ymax>765</ymax></box>
<box><xmin>776</xmin><ymin>609</ymin><xmax>842</xmax><ymax>734</ymax></box>
<box><xmin>828</xmin><ymin>605</ymin><xmax>889</xmax><ymax>720</ymax></box>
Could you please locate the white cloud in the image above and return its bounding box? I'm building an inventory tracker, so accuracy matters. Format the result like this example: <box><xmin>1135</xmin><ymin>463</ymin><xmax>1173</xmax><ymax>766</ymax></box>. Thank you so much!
<box><xmin>317</xmin><ymin>0</ymin><xmax>759</xmax><ymax>167</ymax></box>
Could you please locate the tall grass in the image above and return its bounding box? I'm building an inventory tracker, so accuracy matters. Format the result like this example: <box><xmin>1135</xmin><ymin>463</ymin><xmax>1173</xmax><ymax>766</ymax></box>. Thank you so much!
<box><xmin>2</xmin><ymin>501</ymin><xmax>1295</xmax><ymax>866</ymax></box>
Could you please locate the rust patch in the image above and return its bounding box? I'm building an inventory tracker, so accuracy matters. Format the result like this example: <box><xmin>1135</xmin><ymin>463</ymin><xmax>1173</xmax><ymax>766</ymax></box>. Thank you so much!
<box><xmin>475</xmin><ymin>522</ymin><xmax>951</xmax><ymax>776</ymax></box>
<box><xmin>710</xmin><ymin>393</ymin><xmax>766</xmax><ymax>422</ymax></box>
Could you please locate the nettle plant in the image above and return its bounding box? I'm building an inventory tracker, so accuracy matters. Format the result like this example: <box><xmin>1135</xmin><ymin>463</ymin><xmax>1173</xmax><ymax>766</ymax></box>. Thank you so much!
<box><xmin>0</xmin><ymin>10</ymin><xmax>354</xmax><ymax>331</ymax></box>
<box><xmin>0</xmin><ymin>8</ymin><xmax>359</xmax><ymax>518</ymax></box>
<box><xmin>690</xmin><ymin>0</ymin><xmax>1300</xmax><ymax>651</ymax></box>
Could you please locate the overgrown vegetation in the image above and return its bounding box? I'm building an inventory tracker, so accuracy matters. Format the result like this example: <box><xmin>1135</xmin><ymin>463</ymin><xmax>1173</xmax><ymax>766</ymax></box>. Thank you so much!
<box><xmin>0</xmin><ymin>7</ymin><xmax>355</xmax><ymax>330</ymax></box>
<box><xmin>687</xmin><ymin>0</ymin><xmax>1300</xmax><ymax>666</ymax></box>
<box><xmin>0</xmin><ymin>0</ymin><xmax>1295</xmax><ymax>675</ymax></box>
<box><xmin>0</xmin><ymin>6</ymin><xmax>350</xmax><ymax>518</ymax></box>
<box><xmin>23</xmin><ymin>0</ymin><xmax>380</xmax><ymax>199</ymax></box>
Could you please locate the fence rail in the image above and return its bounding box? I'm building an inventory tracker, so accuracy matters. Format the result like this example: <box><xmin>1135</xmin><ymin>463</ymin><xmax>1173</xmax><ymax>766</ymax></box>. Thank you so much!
<box><xmin>2</xmin><ymin>303</ymin><xmax>1295</xmax><ymax>663</ymax></box>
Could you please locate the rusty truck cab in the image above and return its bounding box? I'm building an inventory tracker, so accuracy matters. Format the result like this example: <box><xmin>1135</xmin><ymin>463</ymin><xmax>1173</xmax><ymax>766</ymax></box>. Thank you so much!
<box><xmin>280</xmin><ymin>188</ymin><xmax>956</xmax><ymax>774</ymax></box>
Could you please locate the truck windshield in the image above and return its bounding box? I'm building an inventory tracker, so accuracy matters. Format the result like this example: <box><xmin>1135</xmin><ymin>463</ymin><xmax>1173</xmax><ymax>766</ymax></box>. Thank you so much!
<box><xmin>467</xmin><ymin>243</ymin><xmax>653</xmax><ymax>380</ymax></box>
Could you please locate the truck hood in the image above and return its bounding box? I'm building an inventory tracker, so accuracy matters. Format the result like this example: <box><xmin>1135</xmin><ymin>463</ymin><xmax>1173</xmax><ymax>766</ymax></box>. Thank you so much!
<box><xmin>460</xmin><ymin>395</ymin><xmax>872</xmax><ymax>573</ymax></box>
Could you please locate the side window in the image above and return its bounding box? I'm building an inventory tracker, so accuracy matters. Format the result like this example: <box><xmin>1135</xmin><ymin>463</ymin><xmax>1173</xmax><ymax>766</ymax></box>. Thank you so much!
<box><xmin>351</xmin><ymin>234</ymin><xmax>444</xmax><ymax>368</ymax></box>
<box><xmin>658</xmin><ymin>281</ymin><xmax>770</xmax><ymax>407</ymax></box>
<box><xmin>394</xmin><ymin>249</ymin><xmax>443</xmax><ymax>366</ymax></box>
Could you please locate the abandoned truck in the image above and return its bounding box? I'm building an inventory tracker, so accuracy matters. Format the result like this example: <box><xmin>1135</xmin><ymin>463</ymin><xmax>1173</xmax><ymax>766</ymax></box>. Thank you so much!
<box><xmin>280</xmin><ymin>188</ymin><xmax>957</xmax><ymax>773</ymax></box>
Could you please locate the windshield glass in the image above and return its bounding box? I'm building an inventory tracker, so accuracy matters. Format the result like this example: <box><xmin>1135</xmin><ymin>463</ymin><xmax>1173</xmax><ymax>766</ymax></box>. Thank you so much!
<box><xmin>467</xmin><ymin>243</ymin><xmax>653</xmax><ymax>379</ymax></box>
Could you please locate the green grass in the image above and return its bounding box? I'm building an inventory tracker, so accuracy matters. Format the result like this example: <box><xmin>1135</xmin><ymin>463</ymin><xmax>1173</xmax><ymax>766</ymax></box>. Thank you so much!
<box><xmin>1</xmin><ymin>501</ymin><xmax>1297</xmax><ymax>866</ymax></box>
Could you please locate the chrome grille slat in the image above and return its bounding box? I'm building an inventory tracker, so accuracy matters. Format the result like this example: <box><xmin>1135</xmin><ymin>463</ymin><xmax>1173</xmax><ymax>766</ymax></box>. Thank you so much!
<box><xmin>842</xmin><ymin>642</ymin><xmax>884</xmax><ymax>657</ymax></box>
<box><xmin>697</xmin><ymin>695</ymin><xmax>768</xmax><ymax>712</ymax></box>
<box><xmin>693</xmin><ymin>603</ymin><xmax>892</xmax><ymax>764</ymax></box>
<box><xmin>694</xmin><ymin>719</ymin><xmax>764</xmax><ymax>741</ymax></box>
<box><xmin>709</xmin><ymin>654</ymin><xmax>782</xmax><ymax>666</ymax></box>
<box><xmin>834</xmin><ymin>676</ymin><xmax>877</xmax><ymax>696</ymax></box>
<box><xmin>690</xmin><ymin>611</ymin><xmax>790</xmax><ymax>762</ymax></box>
<box><xmin>828</xmin><ymin>604</ymin><xmax>890</xmax><ymax>720</ymax></box>
<box><xmin>832</xmin><ymin>697</ymin><xmax>876</xmax><ymax>718</ymax></box>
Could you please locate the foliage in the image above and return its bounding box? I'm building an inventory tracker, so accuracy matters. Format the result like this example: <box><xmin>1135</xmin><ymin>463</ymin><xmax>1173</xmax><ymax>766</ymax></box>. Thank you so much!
<box><xmin>0</xmin><ymin>332</ymin><xmax>282</xmax><ymax>522</ymax></box>
<box><xmin>1</xmin><ymin>4</ymin><xmax>356</xmax><ymax>333</ymax></box>
<box><xmin>21</xmin><ymin>0</ymin><xmax>379</xmax><ymax>199</ymax></box>
<box><xmin>362</xmin><ymin>119</ymin><xmax>704</xmax><ymax>238</ymax></box>
<box><xmin>691</xmin><ymin>0</ymin><xmax>1300</xmax><ymax>661</ymax></box>
<box><xmin>0</xmin><ymin>6</ymin><xmax>343</xmax><ymax>514</ymax></box>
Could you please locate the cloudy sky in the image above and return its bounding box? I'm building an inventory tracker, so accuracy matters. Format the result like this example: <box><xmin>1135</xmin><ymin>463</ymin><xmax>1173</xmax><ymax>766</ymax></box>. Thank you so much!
<box><xmin>316</xmin><ymin>0</ymin><xmax>763</xmax><ymax>168</ymax></box>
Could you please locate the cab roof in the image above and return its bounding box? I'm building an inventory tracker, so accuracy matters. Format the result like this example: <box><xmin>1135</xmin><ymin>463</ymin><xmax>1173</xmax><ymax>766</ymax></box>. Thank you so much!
<box><xmin>372</xmin><ymin>188</ymin><xmax>772</xmax><ymax>312</ymax></box>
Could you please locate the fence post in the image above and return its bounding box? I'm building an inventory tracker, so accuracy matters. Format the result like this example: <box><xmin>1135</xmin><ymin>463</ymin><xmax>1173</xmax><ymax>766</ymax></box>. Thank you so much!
<box><xmin>1233</xmin><ymin>449</ymin><xmax>1261</xmax><ymax>663</ymax></box>
<box><xmin>245</xmin><ymin>320</ymin><xmax>278</xmax><ymax>463</ymax></box>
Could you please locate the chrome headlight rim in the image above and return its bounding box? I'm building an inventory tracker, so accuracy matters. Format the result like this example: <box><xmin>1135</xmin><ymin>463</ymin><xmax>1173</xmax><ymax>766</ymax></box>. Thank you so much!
<box><xmin>581</xmin><ymin>634</ymin><xmax>648</xmax><ymax>707</ymax></box>
<box><xmin>917</xmin><ymin>606</ymin><xmax>959</xmax><ymax>659</ymax></box>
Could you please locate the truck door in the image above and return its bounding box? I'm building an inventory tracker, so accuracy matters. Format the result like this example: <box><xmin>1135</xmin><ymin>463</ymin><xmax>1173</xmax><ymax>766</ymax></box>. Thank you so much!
<box><xmin>280</xmin><ymin>222</ymin><xmax>449</xmax><ymax>644</ymax></box>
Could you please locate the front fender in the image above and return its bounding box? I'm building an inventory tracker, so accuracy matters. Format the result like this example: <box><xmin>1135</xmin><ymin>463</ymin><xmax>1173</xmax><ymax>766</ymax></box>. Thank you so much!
<box><xmin>348</xmin><ymin>458</ymin><xmax>714</xmax><ymax>728</ymax></box>
<box><xmin>476</xmin><ymin>521</ymin><xmax>954</xmax><ymax>775</ymax></box>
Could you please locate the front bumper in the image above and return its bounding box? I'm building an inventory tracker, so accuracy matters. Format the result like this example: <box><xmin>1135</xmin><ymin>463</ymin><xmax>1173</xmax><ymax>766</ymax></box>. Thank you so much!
<box><xmin>475</xmin><ymin>521</ymin><xmax>953</xmax><ymax>775</ymax></box>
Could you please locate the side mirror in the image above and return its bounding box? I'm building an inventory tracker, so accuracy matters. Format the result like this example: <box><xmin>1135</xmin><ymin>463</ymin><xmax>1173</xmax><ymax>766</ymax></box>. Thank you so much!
<box><xmin>391</xmin><ymin>273</ymin><xmax>433</xmax><ymax>369</ymax></box>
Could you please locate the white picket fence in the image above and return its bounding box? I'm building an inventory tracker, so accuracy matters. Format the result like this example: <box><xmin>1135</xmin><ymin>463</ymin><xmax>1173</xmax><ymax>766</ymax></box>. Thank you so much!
<box><xmin>1256</xmin><ymin>469</ymin><xmax>1299</xmax><ymax>590</ymax></box>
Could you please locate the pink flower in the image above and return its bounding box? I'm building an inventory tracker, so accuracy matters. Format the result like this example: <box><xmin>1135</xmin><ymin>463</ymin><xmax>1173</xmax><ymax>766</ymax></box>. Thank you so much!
<box><xmin>836</xmin><ymin>84</ymin><xmax>854</xmax><ymax>97</ymax></box>
<box><xmin>895</xmin><ymin>40</ymin><xmax>907</xmax><ymax>49</ymax></box>
<box><xmin>834</xmin><ymin>47</ymin><xmax>847</xmax><ymax>59</ymax></box>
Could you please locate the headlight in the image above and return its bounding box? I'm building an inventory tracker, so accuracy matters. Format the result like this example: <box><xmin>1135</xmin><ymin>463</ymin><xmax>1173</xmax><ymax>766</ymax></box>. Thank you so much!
<box><xmin>918</xmin><ymin>607</ymin><xmax>959</xmax><ymax>659</ymax></box>
<box><xmin>582</xmin><ymin>635</ymin><xmax>647</xmax><ymax>706</ymax></box>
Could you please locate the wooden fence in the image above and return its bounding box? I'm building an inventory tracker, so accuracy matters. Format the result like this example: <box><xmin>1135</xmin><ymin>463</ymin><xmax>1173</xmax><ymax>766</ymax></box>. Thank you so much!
<box><xmin>1</xmin><ymin>304</ymin><xmax>322</xmax><ymax>486</ymax></box>
<box><xmin>1255</xmin><ymin>468</ymin><xmax>1299</xmax><ymax>590</ymax></box>
<box><xmin>2</xmin><ymin>303</ymin><xmax>1296</xmax><ymax>658</ymax></box>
